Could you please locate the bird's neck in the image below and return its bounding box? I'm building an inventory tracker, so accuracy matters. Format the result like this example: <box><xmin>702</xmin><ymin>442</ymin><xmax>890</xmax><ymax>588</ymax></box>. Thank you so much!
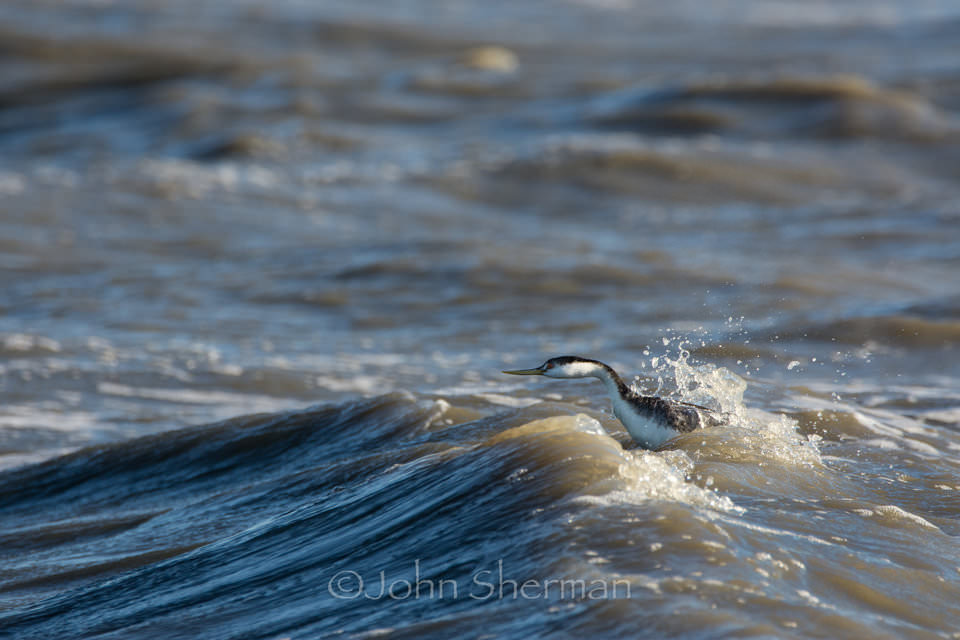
<box><xmin>584</xmin><ymin>363</ymin><xmax>631</xmax><ymax>403</ymax></box>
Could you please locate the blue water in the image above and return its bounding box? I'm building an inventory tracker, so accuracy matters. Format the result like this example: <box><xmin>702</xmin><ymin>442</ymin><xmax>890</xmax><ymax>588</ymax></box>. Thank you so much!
<box><xmin>1</xmin><ymin>1</ymin><xmax>959</xmax><ymax>637</ymax></box>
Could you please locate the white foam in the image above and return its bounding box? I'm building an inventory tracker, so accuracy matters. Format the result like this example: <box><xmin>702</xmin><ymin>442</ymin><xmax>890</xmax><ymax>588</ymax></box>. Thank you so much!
<box><xmin>710</xmin><ymin>513</ymin><xmax>836</xmax><ymax>547</ymax></box>
<box><xmin>918</xmin><ymin>407</ymin><xmax>960</xmax><ymax>424</ymax></box>
<box><xmin>96</xmin><ymin>382</ymin><xmax>298</xmax><ymax>417</ymax></box>
<box><xmin>574</xmin><ymin>445</ymin><xmax>743</xmax><ymax>514</ymax></box>
<box><xmin>0</xmin><ymin>171</ymin><xmax>25</xmax><ymax>195</ymax></box>
<box><xmin>641</xmin><ymin>344</ymin><xmax>822</xmax><ymax>467</ymax></box>
<box><xmin>0</xmin><ymin>407</ymin><xmax>101</xmax><ymax>432</ymax></box>
<box><xmin>2</xmin><ymin>333</ymin><xmax>62</xmax><ymax>353</ymax></box>
<box><xmin>313</xmin><ymin>375</ymin><xmax>384</xmax><ymax>394</ymax></box>
<box><xmin>873</xmin><ymin>504</ymin><xmax>941</xmax><ymax>531</ymax></box>
<box><xmin>573</xmin><ymin>413</ymin><xmax>608</xmax><ymax>437</ymax></box>
<box><xmin>475</xmin><ymin>393</ymin><xmax>542</xmax><ymax>408</ymax></box>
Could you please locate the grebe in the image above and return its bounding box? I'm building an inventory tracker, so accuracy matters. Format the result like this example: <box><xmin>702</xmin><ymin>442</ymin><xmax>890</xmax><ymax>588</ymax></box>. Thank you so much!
<box><xmin>503</xmin><ymin>355</ymin><xmax>718</xmax><ymax>449</ymax></box>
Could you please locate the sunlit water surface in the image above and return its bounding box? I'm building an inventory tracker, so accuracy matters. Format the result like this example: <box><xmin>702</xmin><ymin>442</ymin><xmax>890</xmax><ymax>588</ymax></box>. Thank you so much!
<box><xmin>1</xmin><ymin>1</ymin><xmax>959</xmax><ymax>638</ymax></box>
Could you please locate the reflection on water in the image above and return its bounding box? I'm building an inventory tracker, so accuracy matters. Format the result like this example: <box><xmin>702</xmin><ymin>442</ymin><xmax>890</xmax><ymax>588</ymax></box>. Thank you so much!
<box><xmin>0</xmin><ymin>1</ymin><xmax>958</xmax><ymax>638</ymax></box>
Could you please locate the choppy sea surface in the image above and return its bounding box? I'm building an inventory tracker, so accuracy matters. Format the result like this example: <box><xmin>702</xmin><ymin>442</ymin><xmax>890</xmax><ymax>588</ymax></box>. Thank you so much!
<box><xmin>1</xmin><ymin>1</ymin><xmax>960</xmax><ymax>638</ymax></box>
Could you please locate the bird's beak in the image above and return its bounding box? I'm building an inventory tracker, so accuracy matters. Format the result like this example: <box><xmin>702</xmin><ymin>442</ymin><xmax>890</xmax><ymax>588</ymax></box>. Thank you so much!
<box><xmin>502</xmin><ymin>367</ymin><xmax>544</xmax><ymax>376</ymax></box>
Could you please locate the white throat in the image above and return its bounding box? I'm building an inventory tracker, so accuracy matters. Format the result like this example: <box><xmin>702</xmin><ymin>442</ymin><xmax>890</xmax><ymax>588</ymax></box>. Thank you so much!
<box><xmin>609</xmin><ymin>393</ymin><xmax>676</xmax><ymax>449</ymax></box>
<box><xmin>549</xmin><ymin>361</ymin><xmax>675</xmax><ymax>448</ymax></box>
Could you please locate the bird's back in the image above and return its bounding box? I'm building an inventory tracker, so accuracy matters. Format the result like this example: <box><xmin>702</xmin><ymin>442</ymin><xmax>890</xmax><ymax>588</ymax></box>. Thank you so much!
<box><xmin>627</xmin><ymin>392</ymin><xmax>717</xmax><ymax>433</ymax></box>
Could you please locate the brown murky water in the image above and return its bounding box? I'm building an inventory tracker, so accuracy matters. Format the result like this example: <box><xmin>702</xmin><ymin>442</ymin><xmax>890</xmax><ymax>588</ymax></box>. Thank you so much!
<box><xmin>1</xmin><ymin>1</ymin><xmax>959</xmax><ymax>638</ymax></box>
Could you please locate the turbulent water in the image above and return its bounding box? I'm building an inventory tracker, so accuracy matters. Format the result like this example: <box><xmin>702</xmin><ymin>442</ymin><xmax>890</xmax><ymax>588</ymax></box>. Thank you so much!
<box><xmin>1</xmin><ymin>1</ymin><xmax>960</xmax><ymax>638</ymax></box>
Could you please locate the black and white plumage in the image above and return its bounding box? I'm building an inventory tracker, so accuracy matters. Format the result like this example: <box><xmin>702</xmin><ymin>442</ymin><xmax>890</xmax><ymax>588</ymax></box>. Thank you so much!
<box><xmin>503</xmin><ymin>355</ymin><xmax>719</xmax><ymax>449</ymax></box>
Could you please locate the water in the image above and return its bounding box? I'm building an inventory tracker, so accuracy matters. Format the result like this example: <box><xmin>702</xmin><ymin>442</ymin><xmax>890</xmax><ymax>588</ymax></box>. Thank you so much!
<box><xmin>1</xmin><ymin>0</ymin><xmax>959</xmax><ymax>637</ymax></box>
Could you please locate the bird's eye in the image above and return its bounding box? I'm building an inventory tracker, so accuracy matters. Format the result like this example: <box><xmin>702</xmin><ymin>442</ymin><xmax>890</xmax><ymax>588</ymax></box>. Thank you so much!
<box><xmin>544</xmin><ymin>362</ymin><xmax>554</xmax><ymax>369</ymax></box>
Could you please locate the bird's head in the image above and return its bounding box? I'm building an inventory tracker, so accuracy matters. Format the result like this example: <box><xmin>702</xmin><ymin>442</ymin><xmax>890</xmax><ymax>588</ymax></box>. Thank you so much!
<box><xmin>503</xmin><ymin>356</ymin><xmax>604</xmax><ymax>379</ymax></box>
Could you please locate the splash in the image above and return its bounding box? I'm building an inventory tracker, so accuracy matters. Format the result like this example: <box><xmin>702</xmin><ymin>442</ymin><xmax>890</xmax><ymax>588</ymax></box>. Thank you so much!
<box><xmin>612</xmin><ymin>447</ymin><xmax>743</xmax><ymax>513</ymax></box>
<box><xmin>568</xmin><ymin>414</ymin><xmax>743</xmax><ymax>514</ymax></box>
<box><xmin>634</xmin><ymin>332</ymin><xmax>746</xmax><ymax>415</ymax></box>
<box><xmin>635</xmin><ymin>333</ymin><xmax>822</xmax><ymax>467</ymax></box>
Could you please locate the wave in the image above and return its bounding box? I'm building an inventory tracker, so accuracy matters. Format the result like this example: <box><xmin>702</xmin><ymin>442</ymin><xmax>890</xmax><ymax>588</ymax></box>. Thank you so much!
<box><xmin>783</xmin><ymin>314</ymin><xmax>960</xmax><ymax>348</ymax></box>
<box><xmin>590</xmin><ymin>74</ymin><xmax>960</xmax><ymax>142</ymax></box>
<box><xmin>5</xmin><ymin>362</ymin><xmax>957</xmax><ymax>639</ymax></box>
<box><xmin>0</xmin><ymin>390</ymin><xmax>748</xmax><ymax>638</ymax></box>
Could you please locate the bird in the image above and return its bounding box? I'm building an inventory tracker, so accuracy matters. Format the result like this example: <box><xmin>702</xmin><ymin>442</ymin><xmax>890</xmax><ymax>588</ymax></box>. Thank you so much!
<box><xmin>503</xmin><ymin>355</ymin><xmax>720</xmax><ymax>449</ymax></box>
